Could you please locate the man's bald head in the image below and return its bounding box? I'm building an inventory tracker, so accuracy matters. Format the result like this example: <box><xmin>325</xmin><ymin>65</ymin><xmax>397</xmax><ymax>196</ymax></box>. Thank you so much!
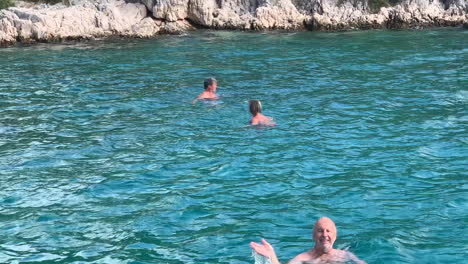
<box><xmin>313</xmin><ymin>217</ymin><xmax>337</xmax><ymax>233</ymax></box>
<box><xmin>313</xmin><ymin>217</ymin><xmax>337</xmax><ymax>253</ymax></box>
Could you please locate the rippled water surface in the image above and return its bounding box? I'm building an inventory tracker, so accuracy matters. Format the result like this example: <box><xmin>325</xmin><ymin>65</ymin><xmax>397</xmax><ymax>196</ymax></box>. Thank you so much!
<box><xmin>1</xmin><ymin>29</ymin><xmax>467</xmax><ymax>263</ymax></box>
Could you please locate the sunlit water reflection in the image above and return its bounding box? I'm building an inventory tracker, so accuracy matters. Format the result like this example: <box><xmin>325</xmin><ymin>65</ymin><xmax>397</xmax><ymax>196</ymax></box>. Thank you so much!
<box><xmin>0</xmin><ymin>29</ymin><xmax>467</xmax><ymax>263</ymax></box>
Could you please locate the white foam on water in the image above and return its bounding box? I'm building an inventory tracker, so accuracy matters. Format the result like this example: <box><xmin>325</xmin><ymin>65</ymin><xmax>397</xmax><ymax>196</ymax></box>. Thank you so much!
<box><xmin>454</xmin><ymin>90</ymin><xmax>468</xmax><ymax>103</ymax></box>
<box><xmin>253</xmin><ymin>250</ymin><xmax>272</xmax><ymax>264</ymax></box>
<box><xmin>422</xmin><ymin>118</ymin><xmax>455</xmax><ymax>129</ymax></box>
<box><xmin>34</xmin><ymin>90</ymin><xmax>47</xmax><ymax>95</ymax></box>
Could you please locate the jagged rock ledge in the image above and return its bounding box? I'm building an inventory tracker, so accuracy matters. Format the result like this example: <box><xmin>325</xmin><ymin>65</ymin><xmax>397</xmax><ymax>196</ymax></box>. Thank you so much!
<box><xmin>1</xmin><ymin>0</ymin><xmax>467</xmax><ymax>46</ymax></box>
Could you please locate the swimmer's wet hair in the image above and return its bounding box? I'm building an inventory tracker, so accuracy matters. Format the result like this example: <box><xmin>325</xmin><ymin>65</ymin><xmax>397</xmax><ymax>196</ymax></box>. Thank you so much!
<box><xmin>249</xmin><ymin>100</ymin><xmax>262</xmax><ymax>115</ymax></box>
<box><xmin>204</xmin><ymin>77</ymin><xmax>217</xmax><ymax>89</ymax></box>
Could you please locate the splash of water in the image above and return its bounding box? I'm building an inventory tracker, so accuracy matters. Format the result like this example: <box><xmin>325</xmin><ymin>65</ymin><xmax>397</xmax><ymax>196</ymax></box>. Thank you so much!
<box><xmin>253</xmin><ymin>250</ymin><xmax>272</xmax><ymax>264</ymax></box>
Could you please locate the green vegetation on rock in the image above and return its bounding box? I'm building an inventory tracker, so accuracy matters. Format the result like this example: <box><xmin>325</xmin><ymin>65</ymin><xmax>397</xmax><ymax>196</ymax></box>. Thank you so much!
<box><xmin>368</xmin><ymin>0</ymin><xmax>401</xmax><ymax>13</ymax></box>
<box><xmin>25</xmin><ymin>0</ymin><xmax>63</xmax><ymax>4</ymax></box>
<box><xmin>0</xmin><ymin>0</ymin><xmax>64</xmax><ymax>9</ymax></box>
<box><xmin>338</xmin><ymin>0</ymin><xmax>402</xmax><ymax>13</ymax></box>
<box><xmin>0</xmin><ymin>0</ymin><xmax>14</xmax><ymax>10</ymax></box>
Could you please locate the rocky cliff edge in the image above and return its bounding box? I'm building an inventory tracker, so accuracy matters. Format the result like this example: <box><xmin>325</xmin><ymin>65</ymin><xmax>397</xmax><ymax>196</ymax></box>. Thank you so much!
<box><xmin>1</xmin><ymin>0</ymin><xmax>467</xmax><ymax>45</ymax></box>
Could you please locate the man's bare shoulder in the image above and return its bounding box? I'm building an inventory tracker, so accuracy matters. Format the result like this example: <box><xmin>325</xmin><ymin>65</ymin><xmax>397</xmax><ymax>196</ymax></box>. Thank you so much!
<box><xmin>287</xmin><ymin>249</ymin><xmax>366</xmax><ymax>264</ymax></box>
<box><xmin>287</xmin><ymin>251</ymin><xmax>314</xmax><ymax>264</ymax></box>
<box><xmin>199</xmin><ymin>91</ymin><xmax>218</xmax><ymax>99</ymax></box>
<box><xmin>343</xmin><ymin>250</ymin><xmax>366</xmax><ymax>264</ymax></box>
<box><xmin>332</xmin><ymin>249</ymin><xmax>366</xmax><ymax>264</ymax></box>
<box><xmin>333</xmin><ymin>249</ymin><xmax>348</xmax><ymax>256</ymax></box>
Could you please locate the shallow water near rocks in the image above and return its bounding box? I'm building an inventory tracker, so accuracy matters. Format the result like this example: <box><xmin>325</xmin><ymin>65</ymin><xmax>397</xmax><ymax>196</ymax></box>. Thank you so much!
<box><xmin>0</xmin><ymin>29</ymin><xmax>467</xmax><ymax>263</ymax></box>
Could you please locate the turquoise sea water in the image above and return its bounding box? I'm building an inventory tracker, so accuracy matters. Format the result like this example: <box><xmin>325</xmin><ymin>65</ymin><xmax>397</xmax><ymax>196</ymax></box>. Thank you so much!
<box><xmin>0</xmin><ymin>29</ymin><xmax>467</xmax><ymax>263</ymax></box>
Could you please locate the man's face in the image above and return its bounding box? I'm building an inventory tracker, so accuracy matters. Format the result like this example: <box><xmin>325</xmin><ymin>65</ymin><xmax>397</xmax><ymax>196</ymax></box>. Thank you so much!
<box><xmin>211</xmin><ymin>82</ymin><xmax>217</xmax><ymax>92</ymax></box>
<box><xmin>313</xmin><ymin>218</ymin><xmax>337</xmax><ymax>253</ymax></box>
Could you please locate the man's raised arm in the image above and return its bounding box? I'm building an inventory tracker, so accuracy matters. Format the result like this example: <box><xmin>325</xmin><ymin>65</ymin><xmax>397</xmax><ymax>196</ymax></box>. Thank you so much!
<box><xmin>250</xmin><ymin>239</ymin><xmax>281</xmax><ymax>264</ymax></box>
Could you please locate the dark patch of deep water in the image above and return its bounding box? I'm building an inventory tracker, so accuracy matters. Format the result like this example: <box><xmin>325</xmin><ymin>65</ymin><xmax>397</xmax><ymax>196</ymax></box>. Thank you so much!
<box><xmin>0</xmin><ymin>28</ymin><xmax>467</xmax><ymax>263</ymax></box>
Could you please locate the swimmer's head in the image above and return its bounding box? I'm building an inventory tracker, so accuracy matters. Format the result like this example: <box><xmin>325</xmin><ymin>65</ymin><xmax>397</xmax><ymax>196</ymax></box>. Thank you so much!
<box><xmin>204</xmin><ymin>77</ymin><xmax>217</xmax><ymax>91</ymax></box>
<box><xmin>313</xmin><ymin>217</ymin><xmax>337</xmax><ymax>253</ymax></box>
<box><xmin>249</xmin><ymin>100</ymin><xmax>262</xmax><ymax>115</ymax></box>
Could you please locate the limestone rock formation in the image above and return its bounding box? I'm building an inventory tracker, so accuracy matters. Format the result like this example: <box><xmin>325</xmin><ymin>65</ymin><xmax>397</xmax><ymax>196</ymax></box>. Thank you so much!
<box><xmin>142</xmin><ymin>0</ymin><xmax>466</xmax><ymax>30</ymax></box>
<box><xmin>0</xmin><ymin>0</ymin><xmax>163</xmax><ymax>45</ymax></box>
<box><xmin>385</xmin><ymin>0</ymin><xmax>468</xmax><ymax>28</ymax></box>
<box><xmin>1</xmin><ymin>0</ymin><xmax>467</xmax><ymax>45</ymax></box>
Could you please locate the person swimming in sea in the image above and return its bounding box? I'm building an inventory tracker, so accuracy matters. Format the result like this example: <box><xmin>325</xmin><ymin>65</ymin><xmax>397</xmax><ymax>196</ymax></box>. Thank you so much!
<box><xmin>249</xmin><ymin>100</ymin><xmax>276</xmax><ymax>126</ymax></box>
<box><xmin>192</xmin><ymin>77</ymin><xmax>219</xmax><ymax>104</ymax></box>
<box><xmin>250</xmin><ymin>217</ymin><xmax>366</xmax><ymax>264</ymax></box>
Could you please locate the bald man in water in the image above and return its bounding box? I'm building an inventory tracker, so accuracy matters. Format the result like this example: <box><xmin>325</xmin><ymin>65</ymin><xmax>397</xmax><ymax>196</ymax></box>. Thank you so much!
<box><xmin>250</xmin><ymin>217</ymin><xmax>366</xmax><ymax>264</ymax></box>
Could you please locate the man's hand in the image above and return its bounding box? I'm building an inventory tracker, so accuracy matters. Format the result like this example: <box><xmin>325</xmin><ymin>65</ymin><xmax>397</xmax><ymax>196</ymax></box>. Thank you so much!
<box><xmin>250</xmin><ymin>239</ymin><xmax>280</xmax><ymax>264</ymax></box>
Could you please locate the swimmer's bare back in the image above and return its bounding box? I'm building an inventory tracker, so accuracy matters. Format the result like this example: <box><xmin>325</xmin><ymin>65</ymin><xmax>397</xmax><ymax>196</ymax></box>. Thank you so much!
<box><xmin>250</xmin><ymin>115</ymin><xmax>276</xmax><ymax>126</ymax></box>
<box><xmin>192</xmin><ymin>91</ymin><xmax>219</xmax><ymax>104</ymax></box>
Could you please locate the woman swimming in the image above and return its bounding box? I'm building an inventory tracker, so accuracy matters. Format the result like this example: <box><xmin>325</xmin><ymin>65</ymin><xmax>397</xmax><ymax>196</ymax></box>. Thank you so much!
<box><xmin>249</xmin><ymin>100</ymin><xmax>275</xmax><ymax>126</ymax></box>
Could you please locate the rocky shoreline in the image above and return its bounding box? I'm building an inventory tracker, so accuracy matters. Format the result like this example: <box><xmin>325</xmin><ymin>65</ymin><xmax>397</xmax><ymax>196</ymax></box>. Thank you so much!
<box><xmin>1</xmin><ymin>0</ymin><xmax>467</xmax><ymax>46</ymax></box>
